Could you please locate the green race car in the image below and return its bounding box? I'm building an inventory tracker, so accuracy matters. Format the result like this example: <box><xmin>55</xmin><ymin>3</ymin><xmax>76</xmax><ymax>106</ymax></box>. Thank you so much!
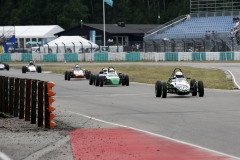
<box><xmin>89</xmin><ymin>67</ymin><xmax>129</xmax><ymax>87</ymax></box>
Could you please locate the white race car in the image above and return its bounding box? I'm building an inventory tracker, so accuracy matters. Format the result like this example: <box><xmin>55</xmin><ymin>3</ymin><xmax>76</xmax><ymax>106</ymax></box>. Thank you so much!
<box><xmin>65</xmin><ymin>64</ymin><xmax>91</xmax><ymax>81</ymax></box>
<box><xmin>155</xmin><ymin>68</ymin><xmax>204</xmax><ymax>98</ymax></box>
<box><xmin>0</xmin><ymin>62</ymin><xmax>10</xmax><ymax>71</ymax></box>
<box><xmin>22</xmin><ymin>61</ymin><xmax>42</xmax><ymax>73</ymax></box>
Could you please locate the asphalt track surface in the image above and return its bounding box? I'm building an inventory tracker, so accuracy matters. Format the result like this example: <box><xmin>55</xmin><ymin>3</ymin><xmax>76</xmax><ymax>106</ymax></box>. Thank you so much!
<box><xmin>1</xmin><ymin>62</ymin><xmax>240</xmax><ymax>159</ymax></box>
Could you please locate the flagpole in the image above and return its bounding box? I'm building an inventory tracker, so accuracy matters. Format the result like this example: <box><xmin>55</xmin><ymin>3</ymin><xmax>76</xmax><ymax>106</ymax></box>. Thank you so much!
<box><xmin>103</xmin><ymin>0</ymin><xmax>106</xmax><ymax>46</ymax></box>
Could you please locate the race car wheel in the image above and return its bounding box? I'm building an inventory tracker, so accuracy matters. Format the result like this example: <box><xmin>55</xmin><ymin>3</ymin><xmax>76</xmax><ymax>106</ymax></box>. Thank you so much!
<box><xmin>67</xmin><ymin>73</ymin><xmax>71</xmax><ymax>81</ymax></box>
<box><xmin>155</xmin><ymin>81</ymin><xmax>162</xmax><ymax>97</ymax></box>
<box><xmin>122</xmin><ymin>75</ymin><xmax>126</xmax><ymax>86</ymax></box>
<box><xmin>100</xmin><ymin>77</ymin><xmax>104</xmax><ymax>87</ymax></box>
<box><xmin>96</xmin><ymin>76</ymin><xmax>100</xmax><ymax>86</ymax></box>
<box><xmin>190</xmin><ymin>79</ymin><xmax>197</xmax><ymax>96</ymax></box>
<box><xmin>93</xmin><ymin>75</ymin><xmax>96</xmax><ymax>85</ymax></box>
<box><xmin>198</xmin><ymin>81</ymin><xmax>204</xmax><ymax>97</ymax></box>
<box><xmin>5</xmin><ymin>64</ymin><xmax>9</xmax><ymax>71</ymax></box>
<box><xmin>22</xmin><ymin>66</ymin><xmax>26</xmax><ymax>73</ymax></box>
<box><xmin>85</xmin><ymin>70</ymin><xmax>90</xmax><ymax>79</ymax></box>
<box><xmin>162</xmin><ymin>82</ymin><xmax>167</xmax><ymax>98</ymax></box>
<box><xmin>65</xmin><ymin>71</ymin><xmax>69</xmax><ymax>80</ymax></box>
<box><xmin>37</xmin><ymin>66</ymin><xmax>42</xmax><ymax>73</ymax></box>
<box><xmin>89</xmin><ymin>74</ymin><xmax>94</xmax><ymax>85</ymax></box>
<box><xmin>125</xmin><ymin>75</ymin><xmax>129</xmax><ymax>86</ymax></box>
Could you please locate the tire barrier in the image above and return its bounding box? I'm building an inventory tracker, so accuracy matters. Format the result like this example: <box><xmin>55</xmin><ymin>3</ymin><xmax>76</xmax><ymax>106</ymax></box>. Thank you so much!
<box><xmin>125</xmin><ymin>52</ymin><xmax>140</xmax><ymax>61</ymax></box>
<box><xmin>94</xmin><ymin>52</ymin><xmax>108</xmax><ymax>61</ymax></box>
<box><xmin>165</xmin><ymin>52</ymin><xmax>178</xmax><ymax>61</ymax></box>
<box><xmin>0</xmin><ymin>76</ymin><xmax>56</xmax><ymax>129</ymax></box>
<box><xmin>0</xmin><ymin>53</ymin><xmax>11</xmax><ymax>62</ymax></box>
<box><xmin>21</xmin><ymin>53</ymin><xmax>33</xmax><ymax>62</ymax></box>
<box><xmin>43</xmin><ymin>53</ymin><xmax>57</xmax><ymax>62</ymax></box>
<box><xmin>1</xmin><ymin>52</ymin><xmax>240</xmax><ymax>62</ymax></box>
<box><xmin>64</xmin><ymin>53</ymin><xmax>78</xmax><ymax>62</ymax></box>
<box><xmin>220</xmin><ymin>52</ymin><xmax>234</xmax><ymax>61</ymax></box>
<box><xmin>192</xmin><ymin>52</ymin><xmax>206</xmax><ymax>61</ymax></box>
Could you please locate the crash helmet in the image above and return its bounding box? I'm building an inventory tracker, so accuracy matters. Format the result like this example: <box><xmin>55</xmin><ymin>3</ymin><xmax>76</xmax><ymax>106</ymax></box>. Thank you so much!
<box><xmin>176</xmin><ymin>71</ymin><xmax>183</xmax><ymax>78</ymax></box>
<box><xmin>75</xmin><ymin>64</ymin><xmax>80</xmax><ymax>69</ymax></box>
<box><xmin>103</xmin><ymin>68</ymin><xmax>108</xmax><ymax>73</ymax></box>
<box><xmin>109</xmin><ymin>68</ymin><xmax>115</xmax><ymax>73</ymax></box>
<box><xmin>29</xmin><ymin>61</ymin><xmax>34</xmax><ymax>65</ymax></box>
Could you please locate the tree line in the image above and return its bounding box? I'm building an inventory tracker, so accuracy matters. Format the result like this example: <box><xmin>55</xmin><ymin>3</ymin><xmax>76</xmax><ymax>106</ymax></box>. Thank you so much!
<box><xmin>0</xmin><ymin>0</ymin><xmax>189</xmax><ymax>29</ymax></box>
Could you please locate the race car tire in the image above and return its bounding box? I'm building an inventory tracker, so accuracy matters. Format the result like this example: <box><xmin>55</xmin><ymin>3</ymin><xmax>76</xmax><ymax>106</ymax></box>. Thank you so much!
<box><xmin>65</xmin><ymin>71</ymin><xmax>69</xmax><ymax>80</ymax></box>
<box><xmin>190</xmin><ymin>79</ymin><xmax>197</xmax><ymax>96</ymax></box>
<box><xmin>125</xmin><ymin>75</ymin><xmax>129</xmax><ymax>86</ymax></box>
<box><xmin>96</xmin><ymin>76</ymin><xmax>100</xmax><ymax>86</ymax></box>
<box><xmin>67</xmin><ymin>73</ymin><xmax>71</xmax><ymax>81</ymax></box>
<box><xmin>100</xmin><ymin>77</ymin><xmax>104</xmax><ymax>87</ymax></box>
<box><xmin>85</xmin><ymin>70</ymin><xmax>90</xmax><ymax>79</ymax></box>
<box><xmin>122</xmin><ymin>75</ymin><xmax>126</xmax><ymax>86</ymax></box>
<box><xmin>5</xmin><ymin>64</ymin><xmax>9</xmax><ymax>71</ymax></box>
<box><xmin>93</xmin><ymin>75</ymin><xmax>96</xmax><ymax>85</ymax></box>
<box><xmin>162</xmin><ymin>82</ymin><xmax>167</xmax><ymax>98</ymax></box>
<box><xmin>155</xmin><ymin>81</ymin><xmax>162</xmax><ymax>97</ymax></box>
<box><xmin>37</xmin><ymin>66</ymin><xmax>42</xmax><ymax>73</ymax></box>
<box><xmin>22</xmin><ymin>66</ymin><xmax>26</xmax><ymax>73</ymax></box>
<box><xmin>87</xmin><ymin>71</ymin><xmax>91</xmax><ymax>79</ymax></box>
<box><xmin>198</xmin><ymin>81</ymin><xmax>204</xmax><ymax>97</ymax></box>
<box><xmin>89</xmin><ymin>74</ymin><xmax>94</xmax><ymax>85</ymax></box>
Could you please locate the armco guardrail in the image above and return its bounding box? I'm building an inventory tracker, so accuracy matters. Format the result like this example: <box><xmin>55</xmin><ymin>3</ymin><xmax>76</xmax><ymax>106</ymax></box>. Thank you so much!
<box><xmin>0</xmin><ymin>76</ymin><xmax>56</xmax><ymax>129</ymax></box>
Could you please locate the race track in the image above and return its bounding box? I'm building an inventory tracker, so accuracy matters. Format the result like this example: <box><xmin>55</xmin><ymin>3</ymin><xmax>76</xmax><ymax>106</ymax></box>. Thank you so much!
<box><xmin>1</xmin><ymin>65</ymin><xmax>240</xmax><ymax>158</ymax></box>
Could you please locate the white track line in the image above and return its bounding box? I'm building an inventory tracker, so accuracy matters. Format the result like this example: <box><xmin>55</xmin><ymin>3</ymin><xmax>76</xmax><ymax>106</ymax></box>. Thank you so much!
<box><xmin>0</xmin><ymin>152</ymin><xmax>11</xmax><ymax>160</ymax></box>
<box><xmin>227</xmin><ymin>70</ymin><xmax>240</xmax><ymax>89</ymax></box>
<box><xmin>68</xmin><ymin>111</ymin><xmax>240</xmax><ymax>160</ymax></box>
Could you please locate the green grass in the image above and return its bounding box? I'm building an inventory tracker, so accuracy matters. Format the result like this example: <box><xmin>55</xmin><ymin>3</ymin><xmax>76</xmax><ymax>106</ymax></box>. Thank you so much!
<box><xmin>13</xmin><ymin>64</ymin><xmax>235</xmax><ymax>90</ymax></box>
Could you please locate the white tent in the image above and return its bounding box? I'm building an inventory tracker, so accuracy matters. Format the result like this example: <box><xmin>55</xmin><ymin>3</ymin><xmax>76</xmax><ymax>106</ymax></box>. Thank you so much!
<box><xmin>43</xmin><ymin>36</ymin><xmax>98</xmax><ymax>53</ymax></box>
<box><xmin>0</xmin><ymin>25</ymin><xmax>64</xmax><ymax>48</ymax></box>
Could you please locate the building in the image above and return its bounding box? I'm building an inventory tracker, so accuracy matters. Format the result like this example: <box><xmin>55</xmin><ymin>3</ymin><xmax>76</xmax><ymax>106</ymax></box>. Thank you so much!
<box><xmin>0</xmin><ymin>25</ymin><xmax>64</xmax><ymax>52</ymax></box>
<box><xmin>55</xmin><ymin>22</ymin><xmax>159</xmax><ymax>51</ymax></box>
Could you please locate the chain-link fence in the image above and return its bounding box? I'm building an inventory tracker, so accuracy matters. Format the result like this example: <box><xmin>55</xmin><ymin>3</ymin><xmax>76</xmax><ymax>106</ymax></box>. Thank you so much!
<box><xmin>144</xmin><ymin>32</ymin><xmax>240</xmax><ymax>52</ymax></box>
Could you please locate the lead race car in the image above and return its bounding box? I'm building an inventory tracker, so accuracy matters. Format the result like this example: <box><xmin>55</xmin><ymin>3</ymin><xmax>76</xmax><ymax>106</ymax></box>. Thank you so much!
<box><xmin>89</xmin><ymin>67</ymin><xmax>129</xmax><ymax>87</ymax></box>
<box><xmin>64</xmin><ymin>64</ymin><xmax>91</xmax><ymax>81</ymax></box>
<box><xmin>155</xmin><ymin>68</ymin><xmax>204</xmax><ymax>98</ymax></box>
<box><xmin>22</xmin><ymin>61</ymin><xmax>42</xmax><ymax>73</ymax></box>
<box><xmin>0</xmin><ymin>62</ymin><xmax>10</xmax><ymax>71</ymax></box>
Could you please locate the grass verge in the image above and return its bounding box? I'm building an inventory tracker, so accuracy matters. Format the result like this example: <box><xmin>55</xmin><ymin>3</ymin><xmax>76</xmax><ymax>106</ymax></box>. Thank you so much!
<box><xmin>13</xmin><ymin>64</ymin><xmax>235</xmax><ymax>90</ymax></box>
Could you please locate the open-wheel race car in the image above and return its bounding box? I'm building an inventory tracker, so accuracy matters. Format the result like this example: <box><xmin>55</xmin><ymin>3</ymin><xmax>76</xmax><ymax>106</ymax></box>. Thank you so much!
<box><xmin>65</xmin><ymin>64</ymin><xmax>91</xmax><ymax>81</ymax></box>
<box><xmin>0</xmin><ymin>62</ymin><xmax>10</xmax><ymax>71</ymax></box>
<box><xmin>22</xmin><ymin>61</ymin><xmax>41</xmax><ymax>73</ymax></box>
<box><xmin>155</xmin><ymin>68</ymin><xmax>204</xmax><ymax>98</ymax></box>
<box><xmin>89</xmin><ymin>67</ymin><xmax>129</xmax><ymax>87</ymax></box>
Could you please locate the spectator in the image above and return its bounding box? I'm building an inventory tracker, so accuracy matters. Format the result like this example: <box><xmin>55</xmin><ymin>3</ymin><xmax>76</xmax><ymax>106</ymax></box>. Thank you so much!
<box><xmin>136</xmin><ymin>43</ymin><xmax>140</xmax><ymax>51</ymax></box>
<box><xmin>211</xmin><ymin>31</ymin><xmax>215</xmax><ymax>39</ymax></box>
<box><xmin>235</xmin><ymin>19</ymin><xmax>239</xmax><ymax>28</ymax></box>
<box><xmin>205</xmin><ymin>31</ymin><xmax>210</xmax><ymax>40</ymax></box>
<box><xmin>186</xmin><ymin>14</ymin><xmax>190</xmax><ymax>20</ymax></box>
<box><xmin>237</xmin><ymin>16</ymin><xmax>239</xmax><ymax>22</ymax></box>
<box><xmin>233</xmin><ymin>16</ymin><xmax>236</xmax><ymax>23</ymax></box>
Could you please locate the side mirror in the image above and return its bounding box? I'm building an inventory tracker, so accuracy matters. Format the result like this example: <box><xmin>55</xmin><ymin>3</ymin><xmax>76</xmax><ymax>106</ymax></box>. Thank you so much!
<box><xmin>187</xmin><ymin>76</ymin><xmax>191</xmax><ymax>79</ymax></box>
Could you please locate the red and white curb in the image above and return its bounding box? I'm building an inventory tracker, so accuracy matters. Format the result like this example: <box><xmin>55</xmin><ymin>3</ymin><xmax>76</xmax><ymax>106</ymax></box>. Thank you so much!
<box><xmin>68</xmin><ymin>111</ymin><xmax>239</xmax><ymax>160</ymax></box>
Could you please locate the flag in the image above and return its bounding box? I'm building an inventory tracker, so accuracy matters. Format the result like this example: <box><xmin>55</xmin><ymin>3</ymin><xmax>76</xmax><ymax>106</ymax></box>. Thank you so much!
<box><xmin>104</xmin><ymin>0</ymin><xmax>113</xmax><ymax>7</ymax></box>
